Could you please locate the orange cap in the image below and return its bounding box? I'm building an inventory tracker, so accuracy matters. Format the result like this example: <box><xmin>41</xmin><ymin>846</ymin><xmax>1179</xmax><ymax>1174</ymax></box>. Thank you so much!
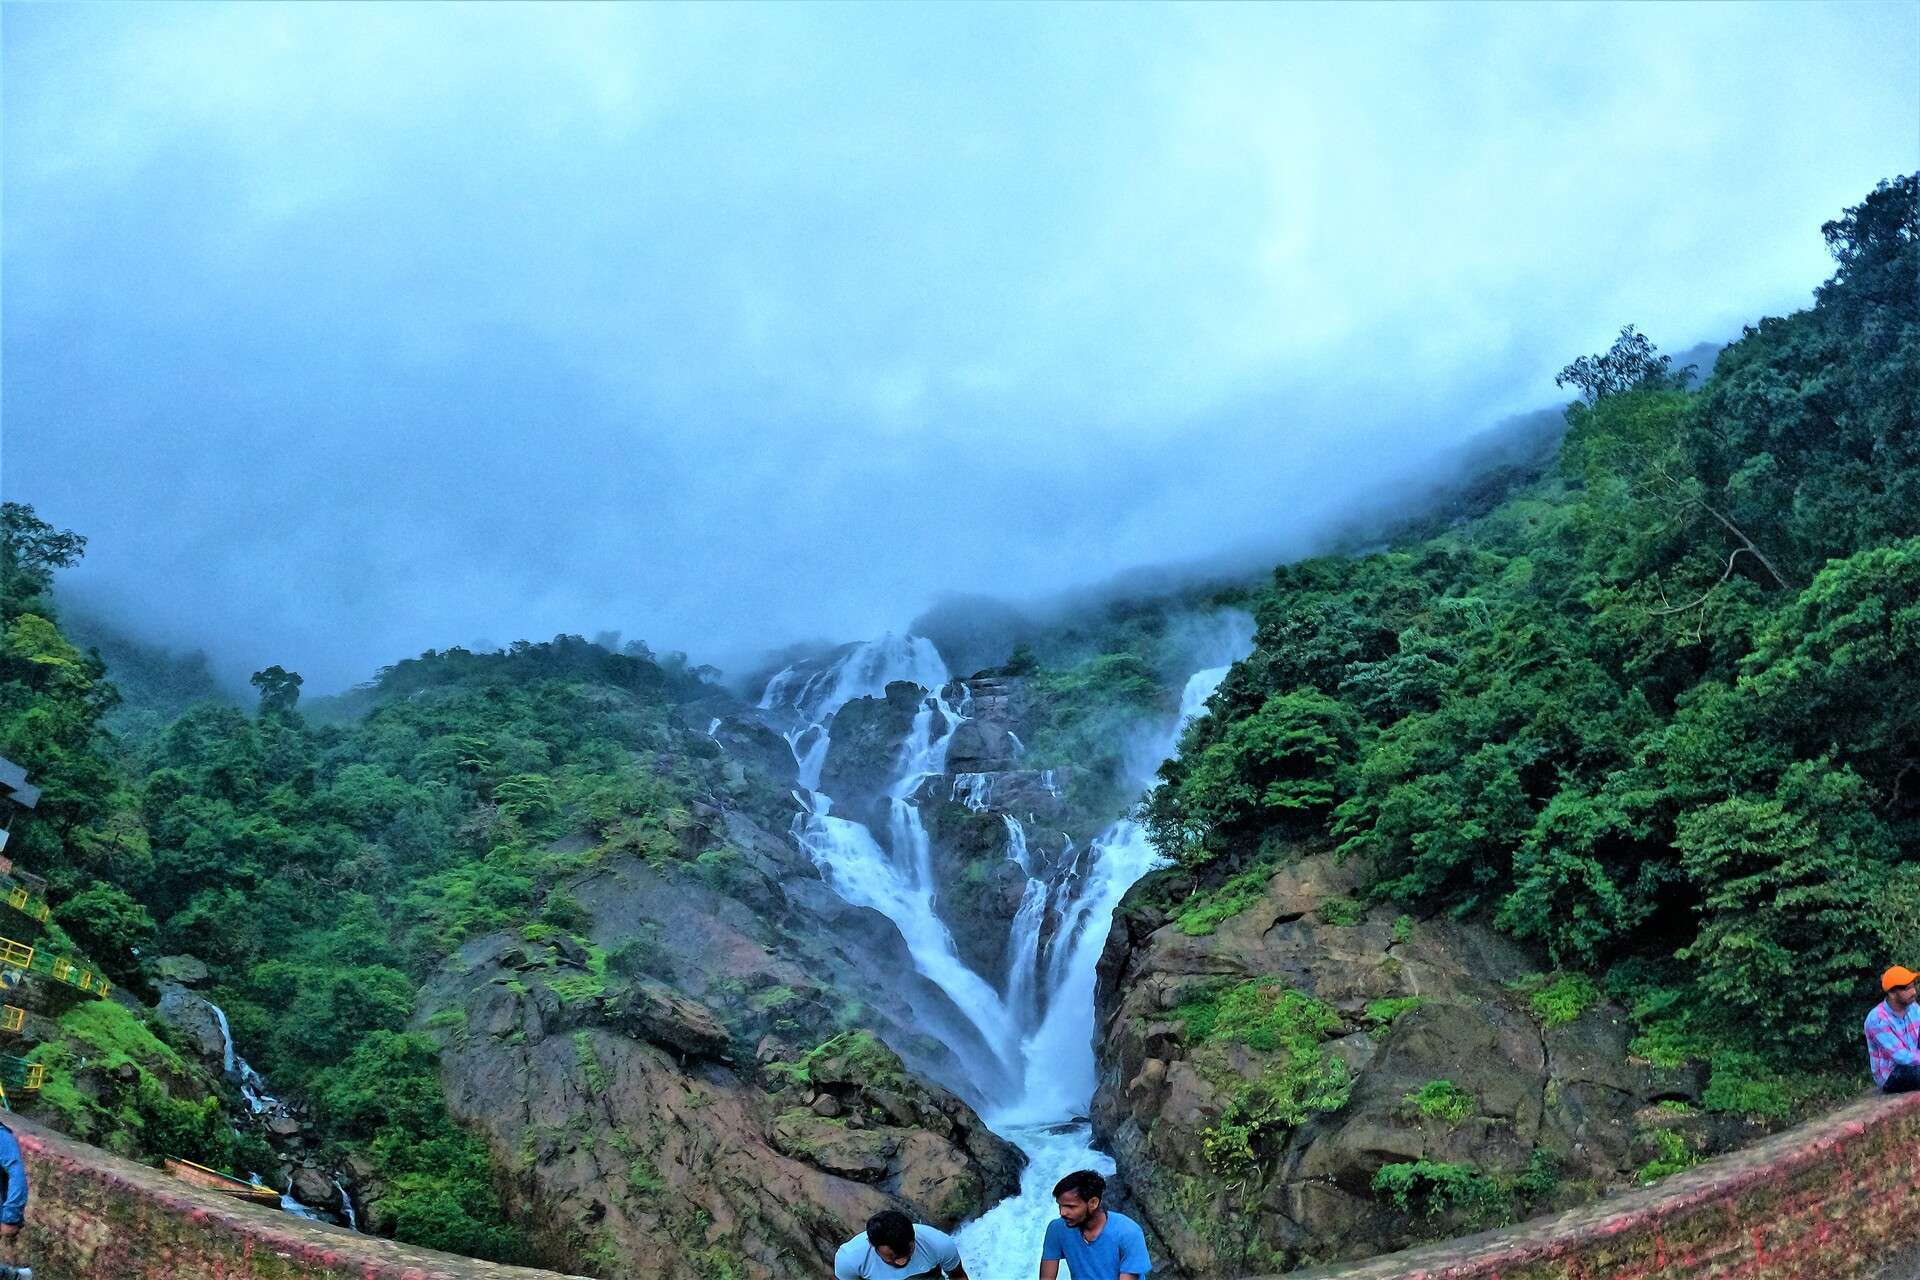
<box><xmin>1884</xmin><ymin>966</ymin><xmax>1919</xmax><ymax>992</ymax></box>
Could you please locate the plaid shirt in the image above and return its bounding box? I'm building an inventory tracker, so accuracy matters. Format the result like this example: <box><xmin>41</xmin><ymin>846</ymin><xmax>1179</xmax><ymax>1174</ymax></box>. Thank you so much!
<box><xmin>1864</xmin><ymin>999</ymin><xmax>1920</xmax><ymax>1089</ymax></box>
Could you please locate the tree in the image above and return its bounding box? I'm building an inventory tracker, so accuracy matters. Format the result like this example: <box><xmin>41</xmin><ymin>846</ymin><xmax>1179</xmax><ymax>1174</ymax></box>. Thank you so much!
<box><xmin>1817</xmin><ymin>173</ymin><xmax>1918</xmax><ymax>328</ymax></box>
<box><xmin>249</xmin><ymin>665</ymin><xmax>304</xmax><ymax>718</ymax></box>
<box><xmin>1556</xmin><ymin>326</ymin><xmax>1694</xmax><ymax>405</ymax></box>
<box><xmin>0</xmin><ymin>502</ymin><xmax>86</xmax><ymax>613</ymax></box>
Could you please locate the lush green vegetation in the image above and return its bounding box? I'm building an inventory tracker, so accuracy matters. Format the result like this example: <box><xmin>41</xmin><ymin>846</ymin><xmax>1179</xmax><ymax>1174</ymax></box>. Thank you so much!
<box><xmin>0</xmin><ymin>503</ymin><xmax>748</xmax><ymax>1261</ymax></box>
<box><xmin>1635</xmin><ymin>1128</ymin><xmax>1702</xmax><ymax>1185</ymax></box>
<box><xmin>1403</xmin><ymin>1079</ymin><xmax>1475</xmax><ymax>1127</ymax></box>
<box><xmin>1146</xmin><ymin>177</ymin><xmax>1920</xmax><ymax>1089</ymax></box>
<box><xmin>1172</xmin><ymin>980</ymin><xmax>1352</xmax><ymax>1176</ymax></box>
<box><xmin>1371</xmin><ymin>1151</ymin><xmax>1559</xmax><ymax>1230</ymax></box>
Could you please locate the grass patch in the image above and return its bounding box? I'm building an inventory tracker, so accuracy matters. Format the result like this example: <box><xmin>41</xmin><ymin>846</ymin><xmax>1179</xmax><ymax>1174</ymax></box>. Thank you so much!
<box><xmin>1174</xmin><ymin>860</ymin><xmax>1280</xmax><ymax>936</ymax></box>
<box><xmin>573</xmin><ymin>1031</ymin><xmax>611</xmax><ymax>1091</ymax></box>
<box><xmin>1174</xmin><ymin>980</ymin><xmax>1342</xmax><ymax>1052</ymax></box>
<box><xmin>1318</xmin><ymin>896</ymin><xmax>1366</xmax><ymax>926</ymax></box>
<box><xmin>1510</xmin><ymin>973</ymin><xmax>1602</xmax><ymax>1028</ymax></box>
<box><xmin>1363</xmin><ymin>996</ymin><xmax>1423</xmax><ymax>1028</ymax></box>
<box><xmin>1635</xmin><ymin>1128</ymin><xmax>1701</xmax><ymax>1184</ymax></box>
<box><xmin>1403</xmin><ymin>1079</ymin><xmax>1475</xmax><ymax>1127</ymax></box>
<box><xmin>627</xmin><ymin>1156</ymin><xmax>666</xmax><ymax>1198</ymax></box>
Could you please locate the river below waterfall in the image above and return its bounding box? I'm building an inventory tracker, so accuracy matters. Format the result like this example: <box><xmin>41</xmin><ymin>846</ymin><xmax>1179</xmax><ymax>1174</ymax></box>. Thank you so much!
<box><xmin>757</xmin><ymin>620</ymin><xmax>1250</xmax><ymax>1277</ymax></box>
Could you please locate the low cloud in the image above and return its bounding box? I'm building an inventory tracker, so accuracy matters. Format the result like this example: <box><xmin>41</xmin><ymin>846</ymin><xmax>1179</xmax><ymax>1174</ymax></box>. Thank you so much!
<box><xmin>6</xmin><ymin>2</ymin><xmax>1914</xmax><ymax>688</ymax></box>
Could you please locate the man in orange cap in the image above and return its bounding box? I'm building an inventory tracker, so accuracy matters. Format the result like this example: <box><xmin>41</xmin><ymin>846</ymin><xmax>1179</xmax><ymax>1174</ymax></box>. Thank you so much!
<box><xmin>1865</xmin><ymin>966</ymin><xmax>1920</xmax><ymax>1093</ymax></box>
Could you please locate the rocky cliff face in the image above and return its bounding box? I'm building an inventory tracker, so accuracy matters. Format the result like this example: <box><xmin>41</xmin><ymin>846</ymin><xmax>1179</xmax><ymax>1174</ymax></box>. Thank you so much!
<box><xmin>420</xmin><ymin>932</ymin><xmax>1019</xmax><ymax>1280</ymax></box>
<box><xmin>405</xmin><ymin>690</ymin><xmax>1032</xmax><ymax>1280</ymax></box>
<box><xmin>1093</xmin><ymin>853</ymin><xmax>1762</xmax><ymax>1276</ymax></box>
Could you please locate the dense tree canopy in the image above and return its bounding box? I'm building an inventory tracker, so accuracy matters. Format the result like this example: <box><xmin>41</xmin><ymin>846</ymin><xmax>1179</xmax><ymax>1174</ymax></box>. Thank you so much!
<box><xmin>1148</xmin><ymin>175</ymin><xmax>1920</xmax><ymax>1067</ymax></box>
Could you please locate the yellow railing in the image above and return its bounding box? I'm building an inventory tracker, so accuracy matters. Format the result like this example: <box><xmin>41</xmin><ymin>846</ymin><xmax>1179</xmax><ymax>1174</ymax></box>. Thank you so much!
<box><xmin>0</xmin><ymin>935</ymin><xmax>107</xmax><ymax>997</ymax></box>
<box><xmin>0</xmin><ymin>1057</ymin><xmax>41</xmax><ymax>1094</ymax></box>
<box><xmin>0</xmin><ymin>879</ymin><xmax>51</xmax><ymax>925</ymax></box>
<box><xmin>0</xmin><ymin>1006</ymin><xmax>22</xmax><ymax>1033</ymax></box>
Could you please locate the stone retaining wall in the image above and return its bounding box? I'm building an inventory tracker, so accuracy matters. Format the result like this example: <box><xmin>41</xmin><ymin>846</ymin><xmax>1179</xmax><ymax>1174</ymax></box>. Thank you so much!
<box><xmin>7</xmin><ymin>1089</ymin><xmax>1920</xmax><ymax>1280</ymax></box>
<box><xmin>1275</xmin><ymin>1090</ymin><xmax>1920</xmax><ymax>1280</ymax></box>
<box><xmin>1</xmin><ymin>1115</ymin><xmax>584</xmax><ymax>1280</ymax></box>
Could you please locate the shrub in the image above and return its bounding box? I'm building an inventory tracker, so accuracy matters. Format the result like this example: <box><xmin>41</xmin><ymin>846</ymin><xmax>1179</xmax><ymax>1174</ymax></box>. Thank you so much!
<box><xmin>1404</xmin><ymin>1079</ymin><xmax>1475</xmax><ymax>1127</ymax></box>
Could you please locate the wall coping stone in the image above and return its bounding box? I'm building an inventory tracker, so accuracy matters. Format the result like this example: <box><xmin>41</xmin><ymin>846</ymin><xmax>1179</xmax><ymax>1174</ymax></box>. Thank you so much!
<box><xmin>4</xmin><ymin>1114</ymin><xmax>590</xmax><ymax>1280</ymax></box>
<box><xmin>1270</xmin><ymin>1089</ymin><xmax>1920</xmax><ymax>1279</ymax></box>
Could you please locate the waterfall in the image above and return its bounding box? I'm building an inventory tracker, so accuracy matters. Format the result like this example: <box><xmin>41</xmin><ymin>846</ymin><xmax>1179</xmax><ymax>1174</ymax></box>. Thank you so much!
<box><xmin>953</xmin><ymin>646</ymin><xmax>1248</xmax><ymax>1277</ymax></box>
<box><xmin>215</xmin><ymin>998</ymin><xmax>362</xmax><ymax>1232</ymax></box>
<box><xmin>208</xmin><ymin>999</ymin><xmax>277</xmax><ymax>1115</ymax></box>
<box><xmin>336</xmin><ymin>1179</ymin><xmax>360</xmax><ymax>1231</ymax></box>
<box><xmin>761</xmin><ymin>620</ymin><xmax>1252</xmax><ymax>1279</ymax></box>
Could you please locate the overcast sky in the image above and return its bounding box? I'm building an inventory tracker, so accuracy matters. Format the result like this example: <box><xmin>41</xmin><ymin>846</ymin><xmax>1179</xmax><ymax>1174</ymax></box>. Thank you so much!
<box><xmin>4</xmin><ymin>2</ymin><xmax>1915</xmax><ymax>690</ymax></box>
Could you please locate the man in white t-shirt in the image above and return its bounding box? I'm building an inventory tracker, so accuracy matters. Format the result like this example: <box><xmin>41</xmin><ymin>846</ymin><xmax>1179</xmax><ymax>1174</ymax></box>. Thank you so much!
<box><xmin>833</xmin><ymin>1209</ymin><xmax>970</xmax><ymax>1280</ymax></box>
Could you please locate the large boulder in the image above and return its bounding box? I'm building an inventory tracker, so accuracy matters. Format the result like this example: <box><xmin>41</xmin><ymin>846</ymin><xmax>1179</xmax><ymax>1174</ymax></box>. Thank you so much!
<box><xmin>153</xmin><ymin>982</ymin><xmax>230</xmax><ymax>1069</ymax></box>
<box><xmin>150</xmin><ymin>955</ymin><xmax>211</xmax><ymax>988</ymax></box>
<box><xmin>819</xmin><ymin>682</ymin><xmax>923</xmax><ymax>820</ymax></box>
<box><xmin>1092</xmin><ymin>851</ymin><xmax>1752</xmax><ymax>1276</ymax></box>
<box><xmin>944</xmin><ymin>720</ymin><xmax>1019</xmax><ymax>773</ymax></box>
<box><xmin>420</xmin><ymin>936</ymin><xmax>1021</xmax><ymax>1280</ymax></box>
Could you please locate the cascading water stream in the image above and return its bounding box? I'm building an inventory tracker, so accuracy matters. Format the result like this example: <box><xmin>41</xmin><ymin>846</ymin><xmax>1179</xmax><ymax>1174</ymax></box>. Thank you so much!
<box><xmin>210</xmin><ymin>996</ymin><xmax>360</xmax><ymax>1230</ymax></box>
<box><xmin>954</xmin><ymin>657</ymin><xmax>1243</xmax><ymax>1275</ymax></box>
<box><xmin>757</xmin><ymin>621</ymin><xmax>1252</xmax><ymax>1277</ymax></box>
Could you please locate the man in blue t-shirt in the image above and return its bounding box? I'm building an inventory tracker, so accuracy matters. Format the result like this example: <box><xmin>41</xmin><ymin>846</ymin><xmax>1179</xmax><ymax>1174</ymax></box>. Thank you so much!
<box><xmin>1038</xmin><ymin>1169</ymin><xmax>1150</xmax><ymax>1280</ymax></box>
<box><xmin>834</xmin><ymin>1209</ymin><xmax>969</xmax><ymax>1280</ymax></box>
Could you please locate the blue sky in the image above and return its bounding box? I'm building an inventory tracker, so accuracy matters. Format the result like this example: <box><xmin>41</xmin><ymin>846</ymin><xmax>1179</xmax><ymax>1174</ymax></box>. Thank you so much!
<box><xmin>4</xmin><ymin>2</ymin><xmax>1916</xmax><ymax>688</ymax></box>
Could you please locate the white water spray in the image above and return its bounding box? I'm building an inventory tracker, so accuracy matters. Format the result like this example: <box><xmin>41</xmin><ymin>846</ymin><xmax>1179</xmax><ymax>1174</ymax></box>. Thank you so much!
<box><xmin>760</xmin><ymin>621</ymin><xmax>1251</xmax><ymax>1279</ymax></box>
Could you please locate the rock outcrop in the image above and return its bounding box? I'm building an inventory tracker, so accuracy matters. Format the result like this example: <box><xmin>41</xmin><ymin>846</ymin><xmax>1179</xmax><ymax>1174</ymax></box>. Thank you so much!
<box><xmin>421</xmin><ymin>932</ymin><xmax>1021</xmax><ymax>1280</ymax></box>
<box><xmin>1093</xmin><ymin>852</ymin><xmax>1764</xmax><ymax>1276</ymax></box>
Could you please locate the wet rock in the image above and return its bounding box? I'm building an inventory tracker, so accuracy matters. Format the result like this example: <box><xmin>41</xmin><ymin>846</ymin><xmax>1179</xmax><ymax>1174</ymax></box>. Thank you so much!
<box><xmin>944</xmin><ymin>720</ymin><xmax>1018</xmax><ymax>773</ymax></box>
<box><xmin>1092</xmin><ymin>851</ymin><xmax>1760</xmax><ymax>1276</ymax></box>
<box><xmin>151</xmin><ymin>955</ymin><xmax>210</xmax><ymax>987</ymax></box>
<box><xmin>153</xmin><ymin>983</ymin><xmax>230</xmax><ymax>1067</ymax></box>
<box><xmin>289</xmin><ymin>1163</ymin><xmax>336</xmax><ymax>1207</ymax></box>
<box><xmin>819</xmin><ymin>683</ymin><xmax>922</xmax><ymax>821</ymax></box>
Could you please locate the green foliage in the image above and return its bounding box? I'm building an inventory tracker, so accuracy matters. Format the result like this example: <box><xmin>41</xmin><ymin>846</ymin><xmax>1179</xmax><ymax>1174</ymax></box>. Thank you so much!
<box><xmin>1636</xmin><ymin>1128</ymin><xmax>1701</xmax><ymax>1184</ymax></box>
<box><xmin>1173</xmin><ymin>858</ymin><xmax>1280</xmax><ymax>936</ymax></box>
<box><xmin>1148</xmin><ymin>689</ymin><xmax>1358</xmax><ymax>868</ymax></box>
<box><xmin>1318</xmin><ymin>895</ymin><xmax>1365</xmax><ymax>926</ymax></box>
<box><xmin>627</xmin><ymin>1156</ymin><xmax>666</xmax><ymax>1198</ymax></box>
<box><xmin>763</xmin><ymin>1030</ymin><xmax>906</xmax><ymax>1092</ymax></box>
<box><xmin>53</xmin><ymin>880</ymin><xmax>154</xmax><ymax>980</ymax></box>
<box><xmin>1173</xmin><ymin>980</ymin><xmax>1341</xmax><ymax>1053</ymax></box>
<box><xmin>1513</xmin><ymin>973</ymin><xmax>1603</xmax><ymax>1029</ymax></box>
<box><xmin>1202</xmin><ymin>1054</ymin><xmax>1353</xmax><ymax>1179</ymax></box>
<box><xmin>1176</xmin><ymin>980</ymin><xmax>1351</xmax><ymax>1177</ymax></box>
<box><xmin>1370</xmin><ymin>1160</ymin><xmax>1509</xmax><ymax>1225</ymax></box>
<box><xmin>1363</xmin><ymin>996</ymin><xmax>1423</xmax><ymax>1028</ymax></box>
<box><xmin>1137</xmin><ymin>176</ymin><xmax>1920</xmax><ymax>1079</ymax></box>
<box><xmin>1403</xmin><ymin>1079</ymin><xmax>1475</xmax><ymax>1127</ymax></box>
<box><xmin>574</xmin><ymin>1030</ymin><xmax>611</xmax><ymax>1091</ymax></box>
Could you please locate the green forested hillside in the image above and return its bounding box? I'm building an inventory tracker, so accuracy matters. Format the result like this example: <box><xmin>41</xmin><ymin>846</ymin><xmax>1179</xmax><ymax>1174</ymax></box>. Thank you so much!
<box><xmin>1146</xmin><ymin>176</ymin><xmax>1919</xmax><ymax>1087</ymax></box>
<box><xmin>0</xmin><ymin>514</ymin><xmax>752</xmax><ymax>1260</ymax></box>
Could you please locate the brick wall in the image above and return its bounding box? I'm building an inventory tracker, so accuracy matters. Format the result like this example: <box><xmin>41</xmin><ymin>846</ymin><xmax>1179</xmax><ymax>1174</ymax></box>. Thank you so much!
<box><xmin>1275</xmin><ymin>1091</ymin><xmax>1920</xmax><ymax>1280</ymax></box>
<box><xmin>1</xmin><ymin>1115</ymin><xmax>586</xmax><ymax>1280</ymax></box>
<box><xmin>7</xmin><ymin>1090</ymin><xmax>1920</xmax><ymax>1280</ymax></box>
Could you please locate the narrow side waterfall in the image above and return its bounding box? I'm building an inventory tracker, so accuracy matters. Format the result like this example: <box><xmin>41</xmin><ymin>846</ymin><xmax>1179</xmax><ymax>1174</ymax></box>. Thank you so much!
<box><xmin>210</xmin><ymin>996</ymin><xmax>359</xmax><ymax>1230</ymax></box>
<box><xmin>757</xmin><ymin>623</ymin><xmax>1250</xmax><ymax>1278</ymax></box>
